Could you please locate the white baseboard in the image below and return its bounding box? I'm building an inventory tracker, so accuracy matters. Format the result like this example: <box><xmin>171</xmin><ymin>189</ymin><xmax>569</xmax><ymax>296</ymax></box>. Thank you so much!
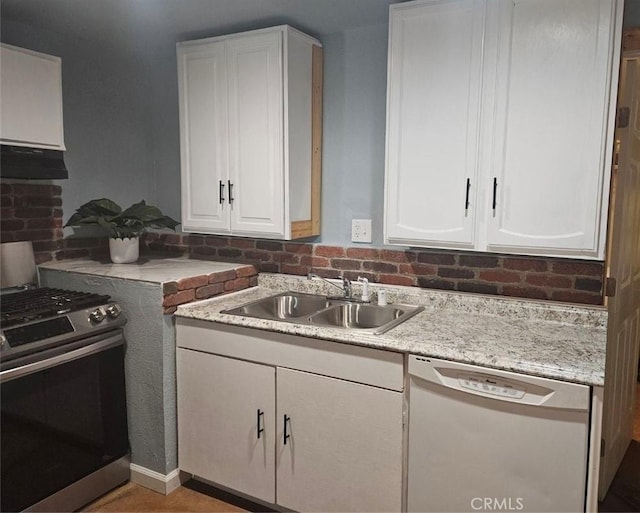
<box><xmin>129</xmin><ymin>463</ymin><xmax>189</xmax><ymax>495</ymax></box>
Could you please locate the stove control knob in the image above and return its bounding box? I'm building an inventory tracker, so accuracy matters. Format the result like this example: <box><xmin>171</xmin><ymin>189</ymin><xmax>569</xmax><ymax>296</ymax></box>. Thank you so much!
<box><xmin>0</xmin><ymin>334</ymin><xmax>6</xmax><ymax>350</ymax></box>
<box><xmin>106</xmin><ymin>303</ymin><xmax>122</xmax><ymax>319</ymax></box>
<box><xmin>89</xmin><ymin>308</ymin><xmax>106</xmax><ymax>324</ymax></box>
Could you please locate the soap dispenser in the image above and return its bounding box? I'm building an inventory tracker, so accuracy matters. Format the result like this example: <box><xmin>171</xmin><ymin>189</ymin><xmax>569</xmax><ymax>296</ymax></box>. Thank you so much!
<box><xmin>357</xmin><ymin>276</ymin><xmax>370</xmax><ymax>302</ymax></box>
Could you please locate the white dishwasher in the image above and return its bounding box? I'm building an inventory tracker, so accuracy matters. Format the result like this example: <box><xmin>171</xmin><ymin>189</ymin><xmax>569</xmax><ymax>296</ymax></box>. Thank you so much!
<box><xmin>408</xmin><ymin>355</ymin><xmax>591</xmax><ymax>513</ymax></box>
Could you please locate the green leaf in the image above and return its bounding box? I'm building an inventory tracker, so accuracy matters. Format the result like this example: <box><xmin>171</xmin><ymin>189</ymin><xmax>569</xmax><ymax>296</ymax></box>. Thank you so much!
<box><xmin>64</xmin><ymin>198</ymin><xmax>180</xmax><ymax>236</ymax></box>
<box><xmin>78</xmin><ymin>198</ymin><xmax>121</xmax><ymax>217</ymax></box>
<box><xmin>96</xmin><ymin>216</ymin><xmax>117</xmax><ymax>238</ymax></box>
<box><xmin>121</xmin><ymin>201</ymin><xmax>164</xmax><ymax>222</ymax></box>
<box><xmin>66</xmin><ymin>212</ymin><xmax>100</xmax><ymax>226</ymax></box>
<box><xmin>146</xmin><ymin>215</ymin><xmax>180</xmax><ymax>231</ymax></box>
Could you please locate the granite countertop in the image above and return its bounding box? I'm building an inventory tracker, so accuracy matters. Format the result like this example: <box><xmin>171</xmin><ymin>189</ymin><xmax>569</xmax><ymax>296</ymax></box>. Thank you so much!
<box><xmin>38</xmin><ymin>257</ymin><xmax>244</xmax><ymax>284</ymax></box>
<box><xmin>176</xmin><ymin>273</ymin><xmax>608</xmax><ymax>386</ymax></box>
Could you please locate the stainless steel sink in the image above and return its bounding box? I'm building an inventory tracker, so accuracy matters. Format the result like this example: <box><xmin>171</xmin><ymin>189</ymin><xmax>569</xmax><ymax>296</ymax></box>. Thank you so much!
<box><xmin>223</xmin><ymin>291</ymin><xmax>424</xmax><ymax>335</ymax></box>
<box><xmin>223</xmin><ymin>292</ymin><xmax>330</xmax><ymax>320</ymax></box>
<box><xmin>307</xmin><ymin>303</ymin><xmax>414</xmax><ymax>333</ymax></box>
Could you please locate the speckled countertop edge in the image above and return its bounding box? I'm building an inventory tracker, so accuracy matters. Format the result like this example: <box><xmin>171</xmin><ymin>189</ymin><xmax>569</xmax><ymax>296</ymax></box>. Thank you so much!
<box><xmin>38</xmin><ymin>256</ymin><xmax>246</xmax><ymax>284</ymax></box>
<box><xmin>176</xmin><ymin>274</ymin><xmax>607</xmax><ymax>386</ymax></box>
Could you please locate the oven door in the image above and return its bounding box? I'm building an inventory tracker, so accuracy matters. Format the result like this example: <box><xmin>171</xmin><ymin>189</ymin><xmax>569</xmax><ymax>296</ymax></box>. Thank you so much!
<box><xmin>1</xmin><ymin>331</ymin><xmax>129</xmax><ymax>512</ymax></box>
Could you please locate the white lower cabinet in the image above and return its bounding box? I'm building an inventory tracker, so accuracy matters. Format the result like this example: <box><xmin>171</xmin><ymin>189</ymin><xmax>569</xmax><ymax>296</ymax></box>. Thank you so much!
<box><xmin>276</xmin><ymin>368</ymin><xmax>403</xmax><ymax>512</ymax></box>
<box><xmin>176</xmin><ymin>350</ymin><xmax>276</xmax><ymax>503</ymax></box>
<box><xmin>176</xmin><ymin>319</ymin><xmax>404</xmax><ymax>512</ymax></box>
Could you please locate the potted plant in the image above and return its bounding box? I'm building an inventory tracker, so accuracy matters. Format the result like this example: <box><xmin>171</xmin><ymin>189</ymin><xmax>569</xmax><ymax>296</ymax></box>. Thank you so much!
<box><xmin>65</xmin><ymin>198</ymin><xmax>180</xmax><ymax>263</ymax></box>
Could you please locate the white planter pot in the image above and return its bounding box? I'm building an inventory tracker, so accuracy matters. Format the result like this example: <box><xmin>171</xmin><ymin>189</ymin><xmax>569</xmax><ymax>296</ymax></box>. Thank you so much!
<box><xmin>109</xmin><ymin>237</ymin><xmax>139</xmax><ymax>264</ymax></box>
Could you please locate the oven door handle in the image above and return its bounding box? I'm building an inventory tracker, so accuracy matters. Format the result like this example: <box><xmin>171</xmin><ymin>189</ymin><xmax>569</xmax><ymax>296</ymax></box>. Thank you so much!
<box><xmin>0</xmin><ymin>333</ymin><xmax>124</xmax><ymax>383</ymax></box>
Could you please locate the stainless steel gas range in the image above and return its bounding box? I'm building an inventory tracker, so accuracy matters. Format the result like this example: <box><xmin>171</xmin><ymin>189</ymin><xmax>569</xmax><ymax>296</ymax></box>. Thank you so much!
<box><xmin>1</xmin><ymin>286</ymin><xmax>130</xmax><ymax>512</ymax></box>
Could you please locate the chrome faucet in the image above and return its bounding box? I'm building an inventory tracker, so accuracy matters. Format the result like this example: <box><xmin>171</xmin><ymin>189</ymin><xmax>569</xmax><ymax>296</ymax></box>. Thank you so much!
<box><xmin>308</xmin><ymin>273</ymin><xmax>352</xmax><ymax>299</ymax></box>
<box><xmin>341</xmin><ymin>276</ymin><xmax>352</xmax><ymax>299</ymax></box>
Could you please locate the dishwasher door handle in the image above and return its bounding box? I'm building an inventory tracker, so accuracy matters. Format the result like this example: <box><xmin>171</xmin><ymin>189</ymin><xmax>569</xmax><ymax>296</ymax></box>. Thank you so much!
<box><xmin>408</xmin><ymin>355</ymin><xmax>590</xmax><ymax>410</ymax></box>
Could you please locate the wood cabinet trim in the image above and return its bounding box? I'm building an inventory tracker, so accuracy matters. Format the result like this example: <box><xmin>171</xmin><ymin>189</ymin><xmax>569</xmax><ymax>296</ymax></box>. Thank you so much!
<box><xmin>623</xmin><ymin>28</ymin><xmax>640</xmax><ymax>52</ymax></box>
<box><xmin>289</xmin><ymin>44</ymin><xmax>323</xmax><ymax>239</ymax></box>
<box><xmin>310</xmin><ymin>44</ymin><xmax>323</xmax><ymax>237</ymax></box>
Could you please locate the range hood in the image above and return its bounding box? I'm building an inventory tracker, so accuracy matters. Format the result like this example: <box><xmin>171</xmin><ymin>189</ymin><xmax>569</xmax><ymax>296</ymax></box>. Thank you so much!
<box><xmin>0</xmin><ymin>145</ymin><xmax>69</xmax><ymax>180</ymax></box>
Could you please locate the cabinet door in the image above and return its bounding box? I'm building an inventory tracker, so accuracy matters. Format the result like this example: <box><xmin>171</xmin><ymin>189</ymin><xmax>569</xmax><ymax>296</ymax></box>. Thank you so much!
<box><xmin>486</xmin><ymin>0</ymin><xmax>619</xmax><ymax>258</ymax></box>
<box><xmin>276</xmin><ymin>368</ymin><xmax>403</xmax><ymax>512</ymax></box>
<box><xmin>385</xmin><ymin>0</ymin><xmax>485</xmax><ymax>248</ymax></box>
<box><xmin>227</xmin><ymin>31</ymin><xmax>285</xmax><ymax>237</ymax></box>
<box><xmin>177</xmin><ymin>41</ymin><xmax>230</xmax><ymax>234</ymax></box>
<box><xmin>0</xmin><ymin>44</ymin><xmax>64</xmax><ymax>149</ymax></box>
<box><xmin>176</xmin><ymin>349</ymin><xmax>275</xmax><ymax>503</ymax></box>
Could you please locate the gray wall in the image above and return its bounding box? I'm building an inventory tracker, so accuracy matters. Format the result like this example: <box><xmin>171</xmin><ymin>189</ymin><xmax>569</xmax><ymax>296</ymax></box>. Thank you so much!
<box><xmin>2</xmin><ymin>19</ymin><xmax>158</xmax><ymax>219</ymax></box>
<box><xmin>3</xmin><ymin>1</ymin><xmax>639</xmax><ymax>247</ymax></box>
<box><xmin>1</xmin><ymin>13</ymin><xmax>389</xmax><ymax>247</ymax></box>
<box><xmin>141</xmin><ymin>22</ymin><xmax>390</xmax><ymax>246</ymax></box>
<box><xmin>624</xmin><ymin>0</ymin><xmax>640</xmax><ymax>26</ymax></box>
<box><xmin>322</xmin><ymin>24</ymin><xmax>388</xmax><ymax>246</ymax></box>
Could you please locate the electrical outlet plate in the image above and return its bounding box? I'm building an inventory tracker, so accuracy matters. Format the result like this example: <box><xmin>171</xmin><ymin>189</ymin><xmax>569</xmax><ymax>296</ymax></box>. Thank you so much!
<box><xmin>352</xmin><ymin>219</ymin><xmax>372</xmax><ymax>243</ymax></box>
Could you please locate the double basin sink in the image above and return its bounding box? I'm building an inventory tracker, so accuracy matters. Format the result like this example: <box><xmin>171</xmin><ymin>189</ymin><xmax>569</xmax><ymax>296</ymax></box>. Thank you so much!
<box><xmin>223</xmin><ymin>291</ymin><xmax>424</xmax><ymax>335</ymax></box>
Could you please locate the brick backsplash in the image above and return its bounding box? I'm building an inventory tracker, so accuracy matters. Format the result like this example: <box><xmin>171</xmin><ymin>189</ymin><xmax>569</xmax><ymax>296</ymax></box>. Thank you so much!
<box><xmin>0</xmin><ymin>182</ymin><xmax>605</xmax><ymax>305</ymax></box>
<box><xmin>1</xmin><ymin>182</ymin><xmax>63</xmax><ymax>263</ymax></box>
<box><xmin>142</xmin><ymin>233</ymin><xmax>605</xmax><ymax>305</ymax></box>
<box><xmin>161</xmin><ymin>265</ymin><xmax>258</xmax><ymax>314</ymax></box>
<box><xmin>0</xmin><ymin>182</ymin><xmax>108</xmax><ymax>264</ymax></box>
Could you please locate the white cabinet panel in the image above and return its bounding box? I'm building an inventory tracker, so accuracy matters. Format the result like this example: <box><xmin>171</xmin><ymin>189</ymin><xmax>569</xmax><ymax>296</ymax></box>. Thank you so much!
<box><xmin>384</xmin><ymin>0</ymin><xmax>622</xmax><ymax>259</ymax></box>
<box><xmin>486</xmin><ymin>0</ymin><xmax>618</xmax><ymax>257</ymax></box>
<box><xmin>176</xmin><ymin>349</ymin><xmax>275</xmax><ymax>503</ymax></box>
<box><xmin>385</xmin><ymin>0</ymin><xmax>485</xmax><ymax>248</ymax></box>
<box><xmin>177</xmin><ymin>26</ymin><xmax>322</xmax><ymax>240</ymax></box>
<box><xmin>178</xmin><ymin>42</ymin><xmax>229</xmax><ymax>233</ymax></box>
<box><xmin>227</xmin><ymin>32</ymin><xmax>284</xmax><ymax>236</ymax></box>
<box><xmin>0</xmin><ymin>44</ymin><xmax>65</xmax><ymax>150</ymax></box>
<box><xmin>276</xmin><ymin>368</ymin><xmax>403</xmax><ymax>513</ymax></box>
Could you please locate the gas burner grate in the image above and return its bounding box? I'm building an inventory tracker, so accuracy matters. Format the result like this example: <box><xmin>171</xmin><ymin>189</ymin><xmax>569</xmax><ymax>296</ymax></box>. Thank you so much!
<box><xmin>1</xmin><ymin>288</ymin><xmax>111</xmax><ymax>329</ymax></box>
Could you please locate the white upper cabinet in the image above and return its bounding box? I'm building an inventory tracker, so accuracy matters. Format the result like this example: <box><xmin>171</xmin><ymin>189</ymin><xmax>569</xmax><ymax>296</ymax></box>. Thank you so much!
<box><xmin>385</xmin><ymin>0</ymin><xmax>485</xmax><ymax>249</ymax></box>
<box><xmin>178</xmin><ymin>26</ymin><xmax>323</xmax><ymax>240</ymax></box>
<box><xmin>486</xmin><ymin>0</ymin><xmax>620</xmax><ymax>257</ymax></box>
<box><xmin>227</xmin><ymin>32</ymin><xmax>284</xmax><ymax>235</ymax></box>
<box><xmin>0</xmin><ymin>44</ymin><xmax>65</xmax><ymax>150</ymax></box>
<box><xmin>178</xmin><ymin>40</ymin><xmax>228</xmax><ymax>233</ymax></box>
<box><xmin>384</xmin><ymin>0</ymin><xmax>623</xmax><ymax>259</ymax></box>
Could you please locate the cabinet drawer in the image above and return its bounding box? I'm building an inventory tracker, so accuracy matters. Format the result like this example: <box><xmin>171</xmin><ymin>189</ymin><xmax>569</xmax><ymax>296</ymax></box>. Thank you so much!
<box><xmin>176</xmin><ymin>317</ymin><xmax>404</xmax><ymax>391</ymax></box>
